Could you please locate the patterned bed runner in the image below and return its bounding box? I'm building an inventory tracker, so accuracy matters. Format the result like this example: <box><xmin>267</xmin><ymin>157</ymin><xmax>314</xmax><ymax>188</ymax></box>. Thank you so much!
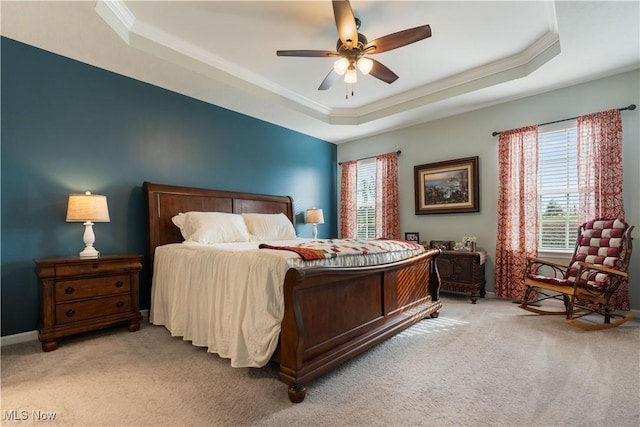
<box><xmin>258</xmin><ymin>239</ymin><xmax>423</xmax><ymax>261</ymax></box>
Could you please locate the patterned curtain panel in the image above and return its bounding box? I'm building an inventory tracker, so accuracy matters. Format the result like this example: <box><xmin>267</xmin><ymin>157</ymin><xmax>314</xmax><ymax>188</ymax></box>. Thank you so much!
<box><xmin>339</xmin><ymin>160</ymin><xmax>357</xmax><ymax>238</ymax></box>
<box><xmin>577</xmin><ymin>109</ymin><xmax>628</xmax><ymax>310</ymax></box>
<box><xmin>375</xmin><ymin>152</ymin><xmax>400</xmax><ymax>239</ymax></box>
<box><xmin>495</xmin><ymin>126</ymin><xmax>539</xmax><ymax>301</ymax></box>
<box><xmin>577</xmin><ymin>109</ymin><xmax>625</xmax><ymax>220</ymax></box>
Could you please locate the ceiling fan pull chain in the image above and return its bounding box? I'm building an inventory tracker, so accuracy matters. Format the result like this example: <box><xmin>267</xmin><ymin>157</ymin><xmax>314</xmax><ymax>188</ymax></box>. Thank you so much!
<box><xmin>345</xmin><ymin>83</ymin><xmax>355</xmax><ymax>100</ymax></box>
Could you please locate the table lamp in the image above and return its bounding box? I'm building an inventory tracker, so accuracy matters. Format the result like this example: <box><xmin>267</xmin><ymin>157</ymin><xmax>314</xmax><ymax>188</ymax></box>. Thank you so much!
<box><xmin>66</xmin><ymin>191</ymin><xmax>110</xmax><ymax>257</ymax></box>
<box><xmin>305</xmin><ymin>208</ymin><xmax>324</xmax><ymax>239</ymax></box>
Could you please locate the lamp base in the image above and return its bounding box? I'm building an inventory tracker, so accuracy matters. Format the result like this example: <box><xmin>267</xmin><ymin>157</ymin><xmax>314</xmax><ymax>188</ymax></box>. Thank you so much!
<box><xmin>79</xmin><ymin>247</ymin><xmax>100</xmax><ymax>258</ymax></box>
<box><xmin>311</xmin><ymin>224</ymin><xmax>318</xmax><ymax>239</ymax></box>
<box><xmin>79</xmin><ymin>221</ymin><xmax>100</xmax><ymax>258</ymax></box>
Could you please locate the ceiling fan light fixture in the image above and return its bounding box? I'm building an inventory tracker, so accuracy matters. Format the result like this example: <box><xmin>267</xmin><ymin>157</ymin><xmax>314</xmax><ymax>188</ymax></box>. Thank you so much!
<box><xmin>344</xmin><ymin>65</ymin><xmax>358</xmax><ymax>83</ymax></box>
<box><xmin>356</xmin><ymin>57</ymin><xmax>373</xmax><ymax>75</ymax></box>
<box><xmin>333</xmin><ymin>57</ymin><xmax>349</xmax><ymax>75</ymax></box>
<box><xmin>276</xmin><ymin>0</ymin><xmax>431</xmax><ymax>92</ymax></box>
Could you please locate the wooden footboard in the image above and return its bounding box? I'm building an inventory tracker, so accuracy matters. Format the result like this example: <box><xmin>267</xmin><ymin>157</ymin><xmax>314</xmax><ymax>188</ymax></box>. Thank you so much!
<box><xmin>278</xmin><ymin>248</ymin><xmax>441</xmax><ymax>403</ymax></box>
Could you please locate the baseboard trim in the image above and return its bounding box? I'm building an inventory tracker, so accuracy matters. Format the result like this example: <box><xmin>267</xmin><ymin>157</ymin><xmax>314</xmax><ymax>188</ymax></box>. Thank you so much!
<box><xmin>1</xmin><ymin>309</ymin><xmax>150</xmax><ymax>347</ymax></box>
<box><xmin>0</xmin><ymin>330</ymin><xmax>39</xmax><ymax>347</ymax></box>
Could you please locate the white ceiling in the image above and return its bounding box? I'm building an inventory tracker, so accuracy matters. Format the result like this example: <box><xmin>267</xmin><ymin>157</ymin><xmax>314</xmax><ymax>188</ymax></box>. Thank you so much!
<box><xmin>2</xmin><ymin>1</ymin><xmax>639</xmax><ymax>144</ymax></box>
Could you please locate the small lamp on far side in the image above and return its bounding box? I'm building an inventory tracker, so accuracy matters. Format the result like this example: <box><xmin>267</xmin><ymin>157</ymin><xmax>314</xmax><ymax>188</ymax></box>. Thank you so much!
<box><xmin>305</xmin><ymin>208</ymin><xmax>324</xmax><ymax>239</ymax></box>
<box><xmin>66</xmin><ymin>191</ymin><xmax>110</xmax><ymax>258</ymax></box>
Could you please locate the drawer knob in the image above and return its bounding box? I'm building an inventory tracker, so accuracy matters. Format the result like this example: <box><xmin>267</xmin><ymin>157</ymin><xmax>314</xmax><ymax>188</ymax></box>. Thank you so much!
<box><xmin>65</xmin><ymin>287</ymin><xmax>75</xmax><ymax>295</ymax></box>
<box><xmin>65</xmin><ymin>309</ymin><xmax>75</xmax><ymax>317</ymax></box>
<box><xmin>115</xmin><ymin>281</ymin><xmax>124</xmax><ymax>288</ymax></box>
<box><xmin>116</xmin><ymin>301</ymin><xmax>124</xmax><ymax>308</ymax></box>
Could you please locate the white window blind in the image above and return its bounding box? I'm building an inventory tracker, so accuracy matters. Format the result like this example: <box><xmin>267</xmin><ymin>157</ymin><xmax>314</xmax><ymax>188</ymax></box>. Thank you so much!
<box><xmin>356</xmin><ymin>159</ymin><xmax>376</xmax><ymax>239</ymax></box>
<box><xmin>538</xmin><ymin>122</ymin><xmax>579</xmax><ymax>251</ymax></box>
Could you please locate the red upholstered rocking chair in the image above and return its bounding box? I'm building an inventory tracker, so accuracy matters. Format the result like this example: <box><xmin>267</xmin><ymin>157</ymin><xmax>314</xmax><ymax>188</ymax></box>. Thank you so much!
<box><xmin>519</xmin><ymin>218</ymin><xmax>634</xmax><ymax>330</ymax></box>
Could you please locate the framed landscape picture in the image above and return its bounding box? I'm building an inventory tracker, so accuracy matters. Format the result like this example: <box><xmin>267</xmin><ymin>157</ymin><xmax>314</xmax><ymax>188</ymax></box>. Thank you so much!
<box><xmin>414</xmin><ymin>156</ymin><xmax>479</xmax><ymax>215</ymax></box>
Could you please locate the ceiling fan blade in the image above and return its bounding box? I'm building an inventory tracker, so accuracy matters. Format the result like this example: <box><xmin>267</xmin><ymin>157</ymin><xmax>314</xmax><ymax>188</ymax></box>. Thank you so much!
<box><xmin>363</xmin><ymin>25</ymin><xmax>432</xmax><ymax>54</ymax></box>
<box><xmin>318</xmin><ymin>69</ymin><xmax>341</xmax><ymax>90</ymax></box>
<box><xmin>277</xmin><ymin>50</ymin><xmax>340</xmax><ymax>57</ymax></box>
<box><xmin>368</xmin><ymin>59</ymin><xmax>399</xmax><ymax>84</ymax></box>
<box><xmin>333</xmin><ymin>0</ymin><xmax>358</xmax><ymax>49</ymax></box>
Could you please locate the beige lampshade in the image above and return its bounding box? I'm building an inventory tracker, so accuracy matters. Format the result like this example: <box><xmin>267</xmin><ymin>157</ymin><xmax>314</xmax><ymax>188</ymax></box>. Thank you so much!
<box><xmin>66</xmin><ymin>192</ymin><xmax>110</xmax><ymax>222</ymax></box>
<box><xmin>305</xmin><ymin>208</ymin><xmax>324</xmax><ymax>225</ymax></box>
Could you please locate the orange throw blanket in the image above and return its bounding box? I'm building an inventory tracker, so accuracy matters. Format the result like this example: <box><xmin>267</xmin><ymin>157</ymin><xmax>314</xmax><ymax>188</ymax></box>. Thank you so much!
<box><xmin>258</xmin><ymin>244</ymin><xmax>327</xmax><ymax>261</ymax></box>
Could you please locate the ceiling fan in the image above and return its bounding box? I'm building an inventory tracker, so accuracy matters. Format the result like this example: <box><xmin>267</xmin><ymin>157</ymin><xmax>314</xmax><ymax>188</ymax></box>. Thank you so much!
<box><xmin>276</xmin><ymin>0</ymin><xmax>432</xmax><ymax>92</ymax></box>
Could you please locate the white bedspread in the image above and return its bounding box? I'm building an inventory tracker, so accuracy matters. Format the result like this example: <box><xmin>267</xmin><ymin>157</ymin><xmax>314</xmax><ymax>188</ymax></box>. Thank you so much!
<box><xmin>150</xmin><ymin>239</ymin><xmax>424</xmax><ymax>368</ymax></box>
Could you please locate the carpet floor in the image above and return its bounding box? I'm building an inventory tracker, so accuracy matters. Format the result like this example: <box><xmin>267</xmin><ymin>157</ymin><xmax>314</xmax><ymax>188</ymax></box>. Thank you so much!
<box><xmin>1</xmin><ymin>294</ymin><xmax>639</xmax><ymax>427</ymax></box>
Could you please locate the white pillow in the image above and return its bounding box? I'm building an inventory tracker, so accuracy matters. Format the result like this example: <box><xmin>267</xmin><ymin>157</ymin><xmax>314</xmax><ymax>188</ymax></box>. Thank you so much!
<box><xmin>242</xmin><ymin>213</ymin><xmax>297</xmax><ymax>241</ymax></box>
<box><xmin>171</xmin><ymin>211</ymin><xmax>250</xmax><ymax>244</ymax></box>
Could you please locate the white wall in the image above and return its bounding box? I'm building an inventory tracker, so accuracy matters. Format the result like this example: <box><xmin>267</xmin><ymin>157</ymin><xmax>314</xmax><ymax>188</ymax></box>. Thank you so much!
<box><xmin>338</xmin><ymin>69</ymin><xmax>640</xmax><ymax>309</ymax></box>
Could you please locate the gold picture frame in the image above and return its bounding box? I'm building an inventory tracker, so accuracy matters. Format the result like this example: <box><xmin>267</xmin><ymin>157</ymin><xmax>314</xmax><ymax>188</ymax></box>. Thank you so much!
<box><xmin>414</xmin><ymin>156</ymin><xmax>479</xmax><ymax>215</ymax></box>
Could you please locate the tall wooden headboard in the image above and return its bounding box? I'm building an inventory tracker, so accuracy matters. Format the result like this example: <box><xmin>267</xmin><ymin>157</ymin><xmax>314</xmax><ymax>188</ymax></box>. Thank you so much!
<box><xmin>143</xmin><ymin>182</ymin><xmax>295</xmax><ymax>265</ymax></box>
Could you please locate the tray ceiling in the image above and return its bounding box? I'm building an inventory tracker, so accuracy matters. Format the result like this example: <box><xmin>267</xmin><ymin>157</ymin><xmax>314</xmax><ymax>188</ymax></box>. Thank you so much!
<box><xmin>2</xmin><ymin>1</ymin><xmax>639</xmax><ymax>143</ymax></box>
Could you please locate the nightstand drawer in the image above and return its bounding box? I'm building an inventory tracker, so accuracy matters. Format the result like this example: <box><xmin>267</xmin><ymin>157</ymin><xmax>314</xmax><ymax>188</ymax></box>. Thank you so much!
<box><xmin>55</xmin><ymin>259</ymin><xmax>134</xmax><ymax>278</ymax></box>
<box><xmin>56</xmin><ymin>295</ymin><xmax>132</xmax><ymax>325</ymax></box>
<box><xmin>55</xmin><ymin>275</ymin><xmax>131</xmax><ymax>302</ymax></box>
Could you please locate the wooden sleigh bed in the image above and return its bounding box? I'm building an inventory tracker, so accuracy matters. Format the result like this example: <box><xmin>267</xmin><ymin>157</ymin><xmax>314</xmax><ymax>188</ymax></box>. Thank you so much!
<box><xmin>143</xmin><ymin>181</ymin><xmax>442</xmax><ymax>403</ymax></box>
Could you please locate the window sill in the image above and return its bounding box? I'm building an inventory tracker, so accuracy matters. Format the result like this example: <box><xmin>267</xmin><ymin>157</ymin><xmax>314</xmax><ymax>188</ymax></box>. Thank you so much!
<box><xmin>537</xmin><ymin>249</ymin><xmax>572</xmax><ymax>262</ymax></box>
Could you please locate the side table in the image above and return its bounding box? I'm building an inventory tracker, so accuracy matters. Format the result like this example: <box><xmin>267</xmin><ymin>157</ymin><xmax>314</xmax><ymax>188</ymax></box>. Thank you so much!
<box><xmin>435</xmin><ymin>250</ymin><xmax>487</xmax><ymax>303</ymax></box>
<box><xmin>34</xmin><ymin>254</ymin><xmax>143</xmax><ymax>351</ymax></box>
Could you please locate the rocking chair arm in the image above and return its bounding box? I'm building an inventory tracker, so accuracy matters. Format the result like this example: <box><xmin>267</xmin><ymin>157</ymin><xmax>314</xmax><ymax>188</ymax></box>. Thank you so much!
<box><xmin>526</xmin><ymin>256</ymin><xmax>568</xmax><ymax>270</ymax></box>
<box><xmin>575</xmin><ymin>261</ymin><xmax>629</xmax><ymax>279</ymax></box>
<box><xmin>524</xmin><ymin>256</ymin><xmax>568</xmax><ymax>279</ymax></box>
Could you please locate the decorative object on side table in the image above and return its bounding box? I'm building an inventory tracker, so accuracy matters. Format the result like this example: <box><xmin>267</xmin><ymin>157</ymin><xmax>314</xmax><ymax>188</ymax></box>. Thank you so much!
<box><xmin>462</xmin><ymin>236</ymin><xmax>477</xmax><ymax>252</ymax></box>
<box><xmin>404</xmin><ymin>232</ymin><xmax>420</xmax><ymax>243</ymax></box>
<box><xmin>435</xmin><ymin>250</ymin><xmax>487</xmax><ymax>303</ymax></box>
<box><xmin>305</xmin><ymin>208</ymin><xmax>324</xmax><ymax>239</ymax></box>
<box><xmin>430</xmin><ymin>240</ymin><xmax>453</xmax><ymax>251</ymax></box>
<box><xmin>34</xmin><ymin>254</ymin><xmax>143</xmax><ymax>352</ymax></box>
<box><xmin>414</xmin><ymin>156</ymin><xmax>479</xmax><ymax>215</ymax></box>
<box><xmin>66</xmin><ymin>191</ymin><xmax>110</xmax><ymax>258</ymax></box>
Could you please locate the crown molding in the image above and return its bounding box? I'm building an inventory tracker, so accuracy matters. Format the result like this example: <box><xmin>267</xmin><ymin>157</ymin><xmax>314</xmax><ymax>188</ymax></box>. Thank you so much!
<box><xmin>95</xmin><ymin>0</ymin><xmax>135</xmax><ymax>44</ymax></box>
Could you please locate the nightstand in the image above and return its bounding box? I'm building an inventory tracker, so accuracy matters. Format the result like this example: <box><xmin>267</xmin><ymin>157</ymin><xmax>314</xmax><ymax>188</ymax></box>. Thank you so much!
<box><xmin>34</xmin><ymin>254</ymin><xmax>143</xmax><ymax>352</ymax></box>
<box><xmin>436</xmin><ymin>250</ymin><xmax>487</xmax><ymax>303</ymax></box>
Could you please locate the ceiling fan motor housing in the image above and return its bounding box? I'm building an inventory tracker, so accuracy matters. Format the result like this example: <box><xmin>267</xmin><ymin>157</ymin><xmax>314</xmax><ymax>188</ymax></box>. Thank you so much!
<box><xmin>337</xmin><ymin>32</ymin><xmax>368</xmax><ymax>54</ymax></box>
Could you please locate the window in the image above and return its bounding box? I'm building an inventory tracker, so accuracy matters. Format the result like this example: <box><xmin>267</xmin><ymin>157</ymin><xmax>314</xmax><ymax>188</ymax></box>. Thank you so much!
<box><xmin>537</xmin><ymin>122</ymin><xmax>581</xmax><ymax>251</ymax></box>
<box><xmin>356</xmin><ymin>159</ymin><xmax>376</xmax><ymax>238</ymax></box>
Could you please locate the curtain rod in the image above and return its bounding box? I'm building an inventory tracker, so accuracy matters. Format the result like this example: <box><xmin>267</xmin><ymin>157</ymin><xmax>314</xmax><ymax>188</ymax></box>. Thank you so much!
<box><xmin>338</xmin><ymin>150</ymin><xmax>401</xmax><ymax>166</ymax></box>
<box><xmin>491</xmin><ymin>104</ymin><xmax>636</xmax><ymax>137</ymax></box>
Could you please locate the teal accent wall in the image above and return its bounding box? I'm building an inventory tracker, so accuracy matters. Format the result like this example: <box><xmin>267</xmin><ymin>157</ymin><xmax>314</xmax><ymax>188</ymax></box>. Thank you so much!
<box><xmin>1</xmin><ymin>37</ymin><xmax>337</xmax><ymax>336</ymax></box>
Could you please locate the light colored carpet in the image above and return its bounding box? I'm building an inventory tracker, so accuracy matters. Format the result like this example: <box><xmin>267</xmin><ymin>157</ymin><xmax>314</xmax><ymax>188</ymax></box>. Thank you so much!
<box><xmin>1</xmin><ymin>294</ymin><xmax>639</xmax><ymax>427</ymax></box>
